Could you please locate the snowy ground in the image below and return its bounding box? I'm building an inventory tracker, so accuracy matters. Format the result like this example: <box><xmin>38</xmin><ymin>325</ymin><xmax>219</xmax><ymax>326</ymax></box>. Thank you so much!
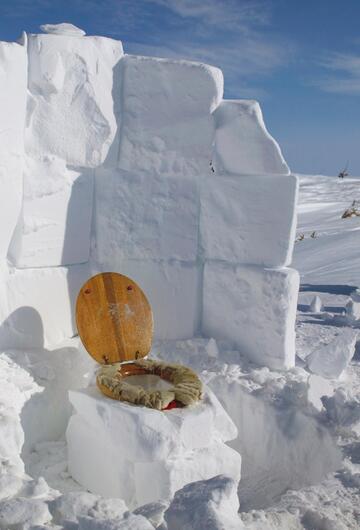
<box><xmin>1</xmin><ymin>173</ymin><xmax>360</xmax><ymax>529</ymax></box>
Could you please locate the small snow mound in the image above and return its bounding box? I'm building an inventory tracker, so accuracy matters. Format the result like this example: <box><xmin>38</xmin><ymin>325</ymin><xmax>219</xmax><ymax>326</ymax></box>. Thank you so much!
<box><xmin>164</xmin><ymin>474</ymin><xmax>242</xmax><ymax>530</ymax></box>
<box><xmin>40</xmin><ymin>23</ymin><xmax>86</xmax><ymax>36</ymax></box>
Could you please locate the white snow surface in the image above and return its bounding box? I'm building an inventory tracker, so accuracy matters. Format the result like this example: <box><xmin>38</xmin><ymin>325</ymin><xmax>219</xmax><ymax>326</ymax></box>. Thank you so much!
<box><xmin>213</xmin><ymin>100</ymin><xmax>290</xmax><ymax>176</ymax></box>
<box><xmin>0</xmin><ymin>40</ymin><xmax>27</xmax><ymax>259</ymax></box>
<box><xmin>0</xmin><ymin>24</ymin><xmax>359</xmax><ymax>530</ymax></box>
<box><xmin>203</xmin><ymin>263</ymin><xmax>299</xmax><ymax>369</ymax></box>
<box><xmin>118</xmin><ymin>54</ymin><xmax>223</xmax><ymax>177</ymax></box>
<box><xmin>200</xmin><ymin>174</ymin><xmax>298</xmax><ymax>266</ymax></box>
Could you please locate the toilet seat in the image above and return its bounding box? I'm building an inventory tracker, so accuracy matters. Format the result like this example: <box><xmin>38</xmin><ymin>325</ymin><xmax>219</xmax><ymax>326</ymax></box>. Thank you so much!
<box><xmin>76</xmin><ymin>272</ymin><xmax>203</xmax><ymax>410</ymax></box>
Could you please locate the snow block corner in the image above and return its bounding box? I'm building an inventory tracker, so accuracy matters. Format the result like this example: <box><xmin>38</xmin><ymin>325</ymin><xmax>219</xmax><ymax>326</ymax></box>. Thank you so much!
<box><xmin>213</xmin><ymin>99</ymin><xmax>290</xmax><ymax>176</ymax></box>
<box><xmin>202</xmin><ymin>263</ymin><xmax>299</xmax><ymax>369</ymax></box>
<box><xmin>200</xmin><ymin>174</ymin><xmax>298</xmax><ymax>267</ymax></box>
<box><xmin>118</xmin><ymin>54</ymin><xmax>223</xmax><ymax>177</ymax></box>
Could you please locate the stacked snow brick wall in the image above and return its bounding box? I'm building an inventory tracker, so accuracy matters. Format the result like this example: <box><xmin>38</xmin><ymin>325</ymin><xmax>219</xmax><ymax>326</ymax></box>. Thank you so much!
<box><xmin>0</xmin><ymin>25</ymin><xmax>299</xmax><ymax>369</ymax></box>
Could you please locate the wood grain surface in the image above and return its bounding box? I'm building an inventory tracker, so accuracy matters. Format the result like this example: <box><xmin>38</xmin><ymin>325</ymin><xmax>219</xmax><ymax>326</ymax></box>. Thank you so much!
<box><xmin>76</xmin><ymin>272</ymin><xmax>153</xmax><ymax>364</ymax></box>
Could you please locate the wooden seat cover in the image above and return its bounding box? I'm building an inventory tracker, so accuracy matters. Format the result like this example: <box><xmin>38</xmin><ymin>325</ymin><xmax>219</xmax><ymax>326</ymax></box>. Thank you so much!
<box><xmin>76</xmin><ymin>272</ymin><xmax>153</xmax><ymax>364</ymax></box>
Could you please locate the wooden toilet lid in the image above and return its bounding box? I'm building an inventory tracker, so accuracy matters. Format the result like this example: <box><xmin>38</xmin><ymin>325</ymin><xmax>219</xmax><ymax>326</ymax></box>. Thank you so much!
<box><xmin>76</xmin><ymin>272</ymin><xmax>153</xmax><ymax>364</ymax></box>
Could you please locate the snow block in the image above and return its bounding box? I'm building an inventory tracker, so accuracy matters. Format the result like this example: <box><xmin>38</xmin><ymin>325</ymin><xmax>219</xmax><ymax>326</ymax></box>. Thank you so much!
<box><xmin>67</xmin><ymin>386</ymin><xmax>239</xmax><ymax>507</ymax></box>
<box><xmin>0</xmin><ymin>263</ymin><xmax>91</xmax><ymax>349</ymax></box>
<box><xmin>68</xmin><ymin>385</ymin><xmax>237</xmax><ymax>462</ymax></box>
<box><xmin>0</xmin><ymin>41</ymin><xmax>27</xmax><ymax>258</ymax></box>
<box><xmin>307</xmin><ymin>329</ymin><xmax>358</xmax><ymax>379</ymax></box>
<box><xmin>118</xmin><ymin>55</ymin><xmax>223</xmax><ymax>176</ymax></box>
<box><xmin>202</xmin><ymin>263</ymin><xmax>299</xmax><ymax>369</ymax></box>
<box><xmin>213</xmin><ymin>100</ymin><xmax>290</xmax><ymax>176</ymax></box>
<box><xmin>26</xmin><ymin>32</ymin><xmax>124</xmax><ymax>168</ymax></box>
<box><xmin>134</xmin><ymin>443</ymin><xmax>241</xmax><ymax>506</ymax></box>
<box><xmin>9</xmin><ymin>157</ymin><xmax>94</xmax><ymax>268</ymax></box>
<box><xmin>97</xmin><ymin>260</ymin><xmax>201</xmax><ymax>340</ymax></box>
<box><xmin>200</xmin><ymin>174</ymin><xmax>298</xmax><ymax>266</ymax></box>
<box><xmin>95</xmin><ymin>169</ymin><xmax>198</xmax><ymax>261</ymax></box>
<box><xmin>164</xmin><ymin>475</ymin><xmax>242</xmax><ymax>530</ymax></box>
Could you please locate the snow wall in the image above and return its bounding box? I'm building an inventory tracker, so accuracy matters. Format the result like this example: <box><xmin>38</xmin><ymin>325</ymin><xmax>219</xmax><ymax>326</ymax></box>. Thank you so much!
<box><xmin>0</xmin><ymin>27</ymin><xmax>298</xmax><ymax>371</ymax></box>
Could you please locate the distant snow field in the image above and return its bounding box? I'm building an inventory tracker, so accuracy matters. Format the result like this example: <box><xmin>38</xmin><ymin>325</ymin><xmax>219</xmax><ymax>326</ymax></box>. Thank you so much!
<box><xmin>0</xmin><ymin>22</ymin><xmax>359</xmax><ymax>530</ymax></box>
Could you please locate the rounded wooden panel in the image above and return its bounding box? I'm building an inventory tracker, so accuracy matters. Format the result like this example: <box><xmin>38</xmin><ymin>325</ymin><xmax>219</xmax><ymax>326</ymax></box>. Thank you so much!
<box><xmin>76</xmin><ymin>272</ymin><xmax>153</xmax><ymax>364</ymax></box>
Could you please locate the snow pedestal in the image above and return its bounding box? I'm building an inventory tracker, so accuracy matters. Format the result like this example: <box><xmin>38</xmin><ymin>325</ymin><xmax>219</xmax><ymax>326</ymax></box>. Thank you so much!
<box><xmin>66</xmin><ymin>386</ymin><xmax>241</xmax><ymax>508</ymax></box>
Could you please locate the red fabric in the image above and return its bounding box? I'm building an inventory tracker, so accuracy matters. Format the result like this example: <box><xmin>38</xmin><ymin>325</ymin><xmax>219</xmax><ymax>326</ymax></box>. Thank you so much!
<box><xmin>163</xmin><ymin>400</ymin><xmax>182</xmax><ymax>410</ymax></box>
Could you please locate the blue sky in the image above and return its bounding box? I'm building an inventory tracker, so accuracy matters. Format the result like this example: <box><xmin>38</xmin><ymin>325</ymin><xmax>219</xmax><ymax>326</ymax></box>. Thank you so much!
<box><xmin>1</xmin><ymin>0</ymin><xmax>359</xmax><ymax>175</ymax></box>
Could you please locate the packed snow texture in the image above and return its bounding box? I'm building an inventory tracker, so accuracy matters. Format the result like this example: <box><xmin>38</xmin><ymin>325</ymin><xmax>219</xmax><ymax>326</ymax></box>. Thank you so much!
<box><xmin>213</xmin><ymin>99</ymin><xmax>290</xmax><ymax>176</ymax></box>
<box><xmin>203</xmin><ymin>264</ymin><xmax>300</xmax><ymax>369</ymax></box>
<box><xmin>118</xmin><ymin>55</ymin><xmax>223</xmax><ymax>177</ymax></box>
<box><xmin>95</xmin><ymin>169</ymin><xmax>198</xmax><ymax>262</ymax></box>
<box><xmin>67</xmin><ymin>386</ymin><xmax>240</xmax><ymax>507</ymax></box>
<box><xmin>200</xmin><ymin>174</ymin><xmax>298</xmax><ymax>266</ymax></box>
<box><xmin>0</xmin><ymin>40</ymin><xmax>27</xmax><ymax>259</ymax></box>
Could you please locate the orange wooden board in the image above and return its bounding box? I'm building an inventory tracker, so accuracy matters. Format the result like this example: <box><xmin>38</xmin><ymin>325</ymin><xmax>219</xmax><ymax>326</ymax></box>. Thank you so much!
<box><xmin>76</xmin><ymin>272</ymin><xmax>153</xmax><ymax>364</ymax></box>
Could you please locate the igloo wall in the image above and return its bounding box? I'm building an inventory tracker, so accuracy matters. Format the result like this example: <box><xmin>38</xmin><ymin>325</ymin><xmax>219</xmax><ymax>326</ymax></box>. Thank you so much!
<box><xmin>0</xmin><ymin>25</ymin><xmax>298</xmax><ymax>370</ymax></box>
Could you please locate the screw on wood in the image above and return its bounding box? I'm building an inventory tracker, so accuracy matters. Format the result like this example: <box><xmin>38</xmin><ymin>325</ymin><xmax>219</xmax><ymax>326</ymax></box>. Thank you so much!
<box><xmin>102</xmin><ymin>355</ymin><xmax>110</xmax><ymax>364</ymax></box>
<box><xmin>127</xmin><ymin>285</ymin><xmax>133</xmax><ymax>291</ymax></box>
<box><xmin>84</xmin><ymin>288</ymin><xmax>91</xmax><ymax>294</ymax></box>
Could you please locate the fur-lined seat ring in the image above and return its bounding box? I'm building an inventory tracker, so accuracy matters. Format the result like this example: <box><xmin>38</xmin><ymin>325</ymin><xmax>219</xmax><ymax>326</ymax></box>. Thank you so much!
<box><xmin>97</xmin><ymin>358</ymin><xmax>203</xmax><ymax>411</ymax></box>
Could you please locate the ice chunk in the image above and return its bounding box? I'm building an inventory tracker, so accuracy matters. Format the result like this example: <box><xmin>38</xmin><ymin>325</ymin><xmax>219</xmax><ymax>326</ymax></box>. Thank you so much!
<box><xmin>95</xmin><ymin>169</ymin><xmax>198</xmax><ymax>261</ymax></box>
<box><xmin>0</xmin><ymin>41</ymin><xmax>27</xmax><ymax>258</ymax></box>
<box><xmin>0</xmin><ymin>263</ymin><xmax>91</xmax><ymax>349</ymax></box>
<box><xmin>68</xmin><ymin>385</ymin><xmax>237</xmax><ymax>462</ymax></box>
<box><xmin>307</xmin><ymin>329</ymin><xmax>358</xmax><ymax>379</ymax></box>
<box><xmin>97</xmin><ymin>261</ymin><xmax>201</xmax><ymax>340</ymax></box>
<box><xmin>164</xmin><ymin>475</ymin><xmax>242</xmax><ymax>530</ymax></box>
<box><xmin>213</xmin><ymin>100</ymin><xmax>290</xmax><ymax>175</ymax></box>
<box><xmin>40</xmin><ymin>23</ymin><xmax>86</xmax><ymax>36</ymax></box>
<box><xmin>202</xmin><ymin>263</ymin><xmax>299</xmax><ymax>369</ymax></box>
<box><xmin>134</xmin><ymin>443</ymin><xmax>241</xmax><ymax>506</ymax></box>
<box><xmin>200</xmin><ymin>174</ymin><xmax>298</xmax><ymax>266</ymax></box>
<box><xmin>9</xmin><ymin>156</ymin><xmax>94</xmax><ymax>267</ymax></box>
<box><xmin>118</xmin><ymin>55</ymin><xmax>223</xmax><ymax>176</ymax></box>
<box><xmin>310</xmin><ymin>295</ymin><xmax>323</xmax><ymax>313</ymax></box>
<box><xmin>26</xmin><ymin>32</ymin><xmax>123</xmax><ymax>167</ymax></box>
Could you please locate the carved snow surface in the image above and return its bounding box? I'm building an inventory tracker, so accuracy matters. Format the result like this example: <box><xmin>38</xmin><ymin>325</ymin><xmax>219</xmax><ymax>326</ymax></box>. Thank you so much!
<box><xmin>9</xmin><ymin>156</ymin><xmax>94</xmax><ymax>268</ymax></box>
<box><xmin>26</xmin><ymin>32</ymin><xmax>123</xmax><ymax>168</ymax></box>
<box><xmin>118</xmin><ymin>55</ymin><xmax>223</xmax><ymax>177</ymax></box>
<box><xmin>213</xmin><ymin>99</ymin><xmax>290</xmax><ymax>176</ymax></box>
